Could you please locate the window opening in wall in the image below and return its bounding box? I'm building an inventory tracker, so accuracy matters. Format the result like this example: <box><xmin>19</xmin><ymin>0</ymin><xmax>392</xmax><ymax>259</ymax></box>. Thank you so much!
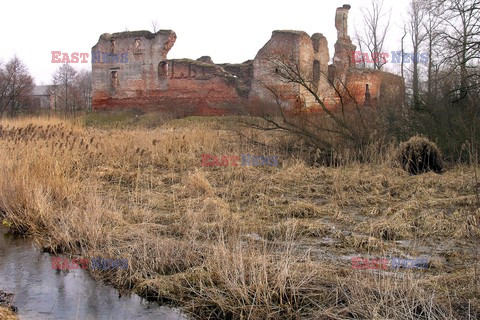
<box><xmin>111</xmin><ymin>70</ymin><xmax>119</xmax><ymax>87</ymax></box>
<box><xmin>158</xmin><ymin>61</ymin><xmax>168</xmax><ymax>78</ymax></box>
<box><xmin>313</xmin><ymin>60</ymin><xmax>320</xmax><ymax>83</ymax></box>
<box><xmin>134</xmin><ymin>39</ymin><xmax>141</xmax><ymax>54</ymax></box>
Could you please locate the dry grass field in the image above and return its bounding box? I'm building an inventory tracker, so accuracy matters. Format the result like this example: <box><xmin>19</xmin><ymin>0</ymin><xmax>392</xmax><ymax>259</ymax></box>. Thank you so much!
<box><xmin>0</xmin><ymin>114</ymin><xmax>479</xmax><ymax>319</ymax></box>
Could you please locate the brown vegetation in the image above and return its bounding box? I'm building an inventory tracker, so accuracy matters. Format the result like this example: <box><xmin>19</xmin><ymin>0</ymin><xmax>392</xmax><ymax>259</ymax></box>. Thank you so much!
<box><xmin>0</xmin><ymin>307</ymin><xmax>17</xmax><ymax>320</ymax></box>
<box><xmin>399</xmin><ymin>135</ymin><xmax>444</xmax><ymax>174</ymax></box>
<box><xmin>0</xmin><ymin>116</ymin><xmax>479</xmax><ymax>319</ymax></box>
<box><xmin>0</xmin><ymin>289</ymin><xmax>17</xmax><ymax>320</ymax></box>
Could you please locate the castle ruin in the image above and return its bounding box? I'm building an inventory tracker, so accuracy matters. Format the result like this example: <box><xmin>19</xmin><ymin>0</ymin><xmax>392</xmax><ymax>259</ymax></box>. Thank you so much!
<box><xmin>91</xmin><ymin>5</ymin><xmax>403</xmax><ymax>115</ymax></box>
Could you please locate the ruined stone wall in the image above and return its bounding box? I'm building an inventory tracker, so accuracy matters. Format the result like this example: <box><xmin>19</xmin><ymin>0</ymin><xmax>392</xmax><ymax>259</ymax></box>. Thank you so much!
<box><xmin>345</xmin><ymin>69</ymin><xmax>405</xmax><ymax>106</ymax></box>
<box><xmin>91</xmin><ymin>4</ymin><xmax>404</xmax><ymax>115</ymax></box>
<box><xmin>248</xmin><ymin>30</ymin><xmax>339</xmax><ymax>109</ymax></box>
<box><xmin>310</xmin><ymin>33</ymin><xmax>336</xmax><ymax>106</ymax></box>
<box><xmin>150</xmin><ymin>59</ymin><xmax>245</xmax><ymax>115</ymax></box>
<box><xmin>330</xmin><ymin>4</ymin><xmax>356</xmax><ymax>81</ymax></box>
<box><xmin>249</xmin><ymin>30</ymin><xmax>314</xmax><ymax>109</ymax></box>
<box><xmin>92</xmin><ymin>31</ymin><xmax>248</xmax><ymax>115</ymax></box>
<box><xmin>91</xmin><ymin>30</ymin><xmax>176</xmax><ymax>104</ymax></box>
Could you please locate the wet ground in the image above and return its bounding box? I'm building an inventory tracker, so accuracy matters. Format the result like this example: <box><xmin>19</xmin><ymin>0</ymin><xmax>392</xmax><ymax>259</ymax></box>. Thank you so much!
<box><xmin>0</xmin><ymin>227</ymin><xmax>187</xmax><ymax>320</ymax></box>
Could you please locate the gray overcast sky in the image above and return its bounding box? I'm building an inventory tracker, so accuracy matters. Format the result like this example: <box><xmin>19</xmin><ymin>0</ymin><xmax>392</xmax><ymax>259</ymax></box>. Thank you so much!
<box><xmin>0</xmin><ymin>0</ymin><xmax>411</xmax><ymax>85</ymax></box>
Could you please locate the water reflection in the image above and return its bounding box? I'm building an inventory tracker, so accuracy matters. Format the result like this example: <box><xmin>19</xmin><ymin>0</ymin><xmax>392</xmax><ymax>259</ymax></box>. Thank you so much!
<box><xmin>0</xmin><ymin>227</ymin><xmax>187</xmax><ymax>320</ymax></box>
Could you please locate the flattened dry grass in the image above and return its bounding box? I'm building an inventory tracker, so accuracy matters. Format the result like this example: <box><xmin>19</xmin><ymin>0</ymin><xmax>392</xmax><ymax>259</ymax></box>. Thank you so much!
<box><xmin>0</xmin><ymin>115</ymin><xmax>479</xmax><ymax>319</ymax></box>
<box><xmin>0</xmin><ymin>306</ymin><xmax>17</xmax><ymax>320</ymax></box>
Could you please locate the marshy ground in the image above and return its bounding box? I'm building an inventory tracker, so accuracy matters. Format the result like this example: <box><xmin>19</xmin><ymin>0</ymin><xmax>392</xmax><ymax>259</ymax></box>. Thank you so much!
<box><xmin>0</xmin><ymin>114</ymin><xmax>479</xmax><ymax>319</ymax></box>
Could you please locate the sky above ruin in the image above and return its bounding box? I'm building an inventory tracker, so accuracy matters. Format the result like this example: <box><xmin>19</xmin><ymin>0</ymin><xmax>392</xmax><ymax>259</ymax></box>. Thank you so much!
<box><xmin>0</xmin><ymin>0</ymin><xmax>411</xmax><ymax>85</ymax></box>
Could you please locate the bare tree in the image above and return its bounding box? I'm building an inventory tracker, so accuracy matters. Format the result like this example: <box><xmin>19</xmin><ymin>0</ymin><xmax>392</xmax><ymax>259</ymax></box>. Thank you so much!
<box><xmin>76</xmin><ymin>69</ymin><xmax>92</xmax><ymax>112</ymax></box>
<box><xmin>400</xmin><ymin>24</ymin><xmax>408</xmax><ymax>80</ymax></box>
<box><xmin>239</xmin><ymin>54</ymin><xmax>398</xmax><ymax>164</ymax></box>
<box><xmin>423</xmin><ymin>0</ymin><xmax>444</xmax><ymax>102</ymax></box>
<box><xmin>408</xmin><ymin>0</ymin><xmax>428</xmax><ymax>109</ymax></box>
<box><xmin>0</xmin><ymin>56</ymin><xmax>34</xmax><ymax>117</ymax></box>
<box><xmin>356</xmin><ymin>0</ymin><xmax>392</xmax><ymax>70</ymax></box>
<box><xmin>438</xmin><ymin>0</ymin><xmax>480</xmax><ymax>100</ymax></box>
<box><xmin>402</xmin><ymin>0</ymin><xmax>480</xmax><ymax>161</ymax></box>
<box><xmin>353</xmin><ymin>28</ymin><xmax>367</xmax><ymax>68</ymax></box>
<box><xmin>51</xmin><ymin>64</ymin><xmax>78</xmax><ymax>116</ymax></box>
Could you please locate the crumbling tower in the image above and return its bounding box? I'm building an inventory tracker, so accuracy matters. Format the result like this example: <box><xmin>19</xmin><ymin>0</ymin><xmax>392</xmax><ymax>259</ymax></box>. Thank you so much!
<box><xmin>329</xmin><ymin>4</ymin><xmax>356</xmax><ymax>84</ymax></box>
